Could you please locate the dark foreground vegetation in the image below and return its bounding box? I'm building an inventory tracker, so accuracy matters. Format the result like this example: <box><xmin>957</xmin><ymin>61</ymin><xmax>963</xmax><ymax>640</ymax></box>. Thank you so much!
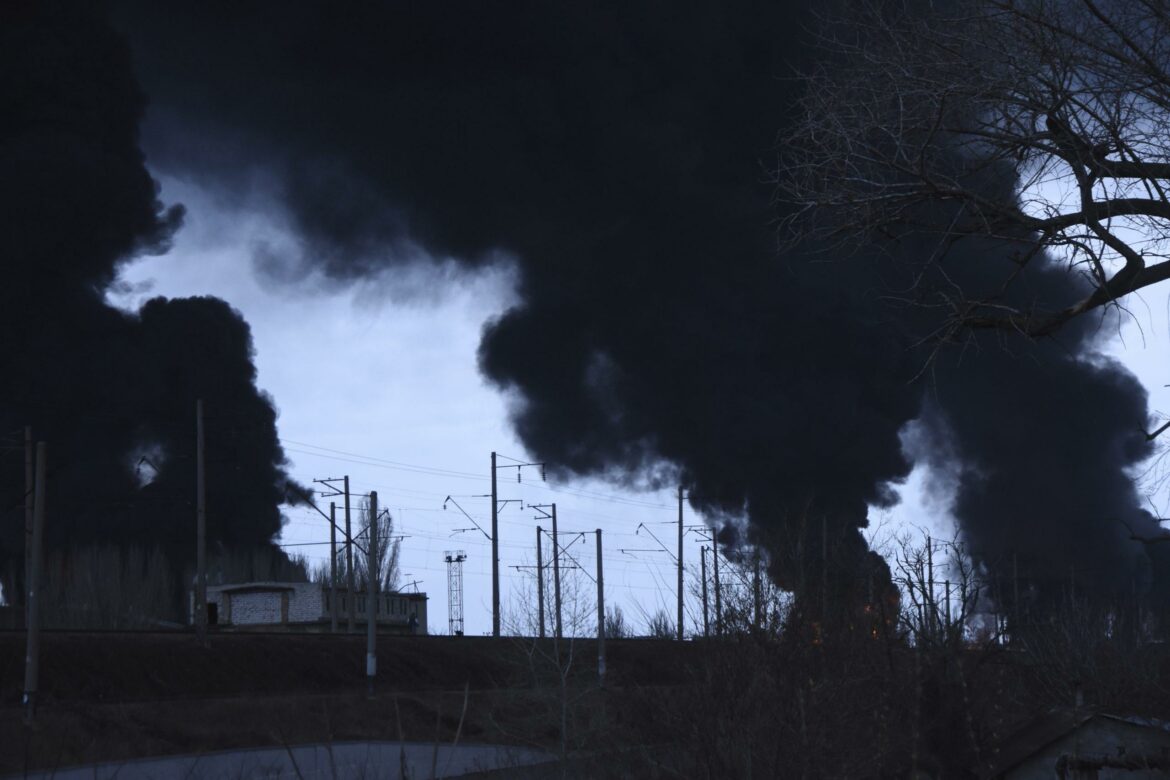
<box><xmin>2</xmin><ymin>619</ymin><xmax>1168</xmax><ymax>778</ymax></box>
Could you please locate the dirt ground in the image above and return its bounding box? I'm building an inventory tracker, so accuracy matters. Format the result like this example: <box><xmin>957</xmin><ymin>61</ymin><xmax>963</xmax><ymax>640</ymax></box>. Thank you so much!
<box><xmin>0</xmin><ymin>631</ymin><xmax>696</xmax><ymax>774</ymax></box>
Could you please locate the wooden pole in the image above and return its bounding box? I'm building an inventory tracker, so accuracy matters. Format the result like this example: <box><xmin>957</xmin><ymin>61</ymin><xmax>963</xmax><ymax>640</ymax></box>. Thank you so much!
<box><xmin>536</xmin><ymin>525</ymin><xmax>546</xmax><ymax>639</ymax></box>
<box><xmin>23</xmin><ymin>442</ymin><xmax>46</xmax><ymax>722</ymax></box>
<box><xmin>367</xmin><ymin>491</ymin><xmax>378</xmax><ymax>697</ymax></box>
<box><xmin>330</xmin><ymin>502</ymin><xmax>338</xmax><ymax>634</ymax></box>
<box><xmin>596</xmin><ymin>529</ymin><xmax>606</xmax><ymax>687</ymax></box>
<box><xmin>195</xmin><ymin>400</ymin><xmax>207</xmax><ymax>644</ymax></box>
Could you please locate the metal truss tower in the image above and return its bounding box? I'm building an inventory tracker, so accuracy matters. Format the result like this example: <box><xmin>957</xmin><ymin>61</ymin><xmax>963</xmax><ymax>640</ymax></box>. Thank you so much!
<box><xmin>445</xmin><ymin>551</ymin><xmax>467</xmax><ymax>636</ymax></box>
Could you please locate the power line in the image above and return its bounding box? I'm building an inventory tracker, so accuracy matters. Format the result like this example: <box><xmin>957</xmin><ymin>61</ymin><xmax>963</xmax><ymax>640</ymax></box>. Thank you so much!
<box><xmin>283</xmin><ymin>439</ymin><xmax>485</xmax><ymax>480</ymax></box>
<box><xmin>284</xmin><ymin>447</ymin><xmax>486</xmax><ymax>482</ymax></box>
<box><xmin>286</xmin><ymin>436</ymin><xmax>678</xmax><ymax>510</ymax></box>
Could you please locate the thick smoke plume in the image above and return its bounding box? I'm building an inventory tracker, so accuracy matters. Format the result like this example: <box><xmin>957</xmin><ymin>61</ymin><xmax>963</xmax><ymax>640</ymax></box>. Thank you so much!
<box><xmin>0</xmin><ymin>3</ymin><xmax>305</xmax><ymax>603</ymax></box>
<box><xmin>92</xmin><ymin>1</ymin><xmax>1170</xmax><ymax>618</ymax></box>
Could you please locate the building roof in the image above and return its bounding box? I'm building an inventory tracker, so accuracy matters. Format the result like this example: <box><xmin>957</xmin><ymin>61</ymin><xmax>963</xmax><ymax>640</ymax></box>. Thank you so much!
<box><xmin>203</xmin><ymin>581</ymin><xmax>428</xmax><ymax>597</ymax></box>
<box><xmin>212</xmin><ymin>582</ymin><xmax>300</xmax><ymax>594</ymax></box>
<box><xmin>324</xmin><ymin>586</ymin><xmax>428</xmax><ymax>598</ymax></box>
<box><xmin>980</xmin><ymin>709</ymin><xmax>1170</xmax><ymax>778</ymax></box>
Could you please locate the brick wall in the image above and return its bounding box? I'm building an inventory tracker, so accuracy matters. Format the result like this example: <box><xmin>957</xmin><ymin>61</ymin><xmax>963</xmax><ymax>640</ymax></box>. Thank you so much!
<box><xmin>193</xmin><ymin>583</ymin><xmax>425</xmax><ymax>631</ymax></box>
<box><xmin>287</xmin><ymin>583</ymin><xmax>324</xmax><ymax>623</ymax></box>
<box><xmin>196</xmin><ymin>585</ymin><xmax>310</xmax><ymax>626</ymax></box>
<box><xmin>229</xmin><ymin>591</ymin><xmax>283</xmax><ymax>625</ymax></box>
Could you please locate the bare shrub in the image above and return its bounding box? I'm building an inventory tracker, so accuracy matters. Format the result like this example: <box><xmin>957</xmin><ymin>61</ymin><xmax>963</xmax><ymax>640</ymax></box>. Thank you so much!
<box><xmin>644</xmin><ymin>609</ymin><xmax>675</xmax><ymax>639</ymax></box>
<box><xmin>603</xmin><ymin>605</ymin><xmax>628</xmax><ymax>639</ymax></box>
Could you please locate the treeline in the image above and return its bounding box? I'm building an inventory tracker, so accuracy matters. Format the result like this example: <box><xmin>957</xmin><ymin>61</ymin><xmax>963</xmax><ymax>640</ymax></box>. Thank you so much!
<box><xmin>507</xmin><ymin>534</ymin><xmax>1170</xmax><ymax>777</ymax></box>
<box><xmin>18</xmin><ymin>545</ymin><xmax>310</xmax><ymax>629</ymax></box>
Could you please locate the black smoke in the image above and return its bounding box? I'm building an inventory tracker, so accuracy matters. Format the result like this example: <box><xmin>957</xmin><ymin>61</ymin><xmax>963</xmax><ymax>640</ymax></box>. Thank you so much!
<box><xmin>0</xmin><ymin>2</ymin><xmax>305</xmax><ymax>605</ymax></box>
<box><xmin>911</xmin><ymin>228</ymin><xmax>1161</xmax><ymax>607</ymax></box>
<box><xmin>102</xmin><ymin>1</ymin><xmax>1168</xmax><ymax>618</ymax></box>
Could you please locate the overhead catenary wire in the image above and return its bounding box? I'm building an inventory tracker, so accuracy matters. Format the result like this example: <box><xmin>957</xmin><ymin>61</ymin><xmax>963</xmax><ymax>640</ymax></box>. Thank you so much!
<box><xmin>272</xmin><ymin>436</ymin><xmax>734</xmax><ymax>635</ymax></box>
<box><xmin>284</xmin><ymin>437</ymin><xmax>676</xmax><ymax>508</ymax></box>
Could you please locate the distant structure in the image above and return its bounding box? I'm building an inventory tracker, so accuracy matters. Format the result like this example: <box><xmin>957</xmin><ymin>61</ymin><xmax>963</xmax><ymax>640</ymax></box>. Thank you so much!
<box><xmin>445</xmin><ymin>551</ymin><xmax>466</xmax><ymax>636</ymax></box>
<box><xmin>188</xmin><ymin>582</ymin><xmax>427</xmax><ymax>634</ymax></box>
<box><xmin>981</xmin><ymin>710</ymin><xmax>1170</xmax><ymax>778</ymax></box>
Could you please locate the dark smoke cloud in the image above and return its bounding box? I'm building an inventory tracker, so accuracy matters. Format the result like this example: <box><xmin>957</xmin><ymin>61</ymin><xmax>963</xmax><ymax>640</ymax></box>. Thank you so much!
<box><xmin>0</xmin><ymin>3</ymin><xmax>304</xmax><ymax>600</ymax></box>
<box><xmin>107</xmin><ymin>1</ymin><xmax>1166</xmax><ymax>613</ymax></box>
<box><xmin>910</xmin><ymin>232</ymin><xmax>1160</xmax><ymax>603</ymax></box>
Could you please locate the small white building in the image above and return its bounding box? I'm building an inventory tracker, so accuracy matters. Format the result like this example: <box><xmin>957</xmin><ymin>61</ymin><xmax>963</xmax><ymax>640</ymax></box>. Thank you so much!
<box><xmin>190</xmin><ymin>582</ymin><xmax>427</xmax><ymax>634</ymax></box>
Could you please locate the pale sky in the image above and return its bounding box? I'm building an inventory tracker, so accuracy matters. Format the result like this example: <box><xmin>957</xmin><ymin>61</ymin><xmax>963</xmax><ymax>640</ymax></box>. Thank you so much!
<box><xmin>107</xmin><ymin>174</ymin><xmax>1170</xmax><ymax>636</ymax></box>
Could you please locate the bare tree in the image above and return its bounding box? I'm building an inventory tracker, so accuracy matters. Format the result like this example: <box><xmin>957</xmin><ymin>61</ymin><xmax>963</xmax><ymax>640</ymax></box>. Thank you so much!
<box><xmin>706</xmin><ymin>549</ymin><xmax>790</xmax><ymax>638</ymax></box>
<box><xmin>503</xmin><ymin>555</ymin><xmax>598</xmax><ymax>764</ymax></box>
<box><xmin>781</xmin><ymin>0</ymin><xmax>1170</xmax><ymax>340</ymax></box>
<box><xmin>888</xmin><ymin>532</ymin><xmax>987</xmax><ymax>649</ymax></box>
<box><xmin>309</xmin><ymin>559</ymin><xmax>331</xmax><ymax>585</ymax></box>
<box><xmin>43</xmin><ymin>546</ymin><xmax>177</xmax><ymax>629</ymax></box>
<box><xmin>351</xmin><ymin>498</ymin><xmax>400</xmax><ymax>592</ymax></box>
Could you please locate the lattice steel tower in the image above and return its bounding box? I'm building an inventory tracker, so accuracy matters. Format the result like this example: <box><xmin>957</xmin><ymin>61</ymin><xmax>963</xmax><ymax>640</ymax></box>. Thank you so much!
<box><xmin>445</xmin><ymin>551</ymin><xmax>467</xmax><ymax>636</ymax></box>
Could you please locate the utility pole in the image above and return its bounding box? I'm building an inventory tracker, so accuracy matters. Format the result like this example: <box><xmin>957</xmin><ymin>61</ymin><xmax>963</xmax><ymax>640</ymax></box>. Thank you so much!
<box><xmin>995</xmin><ymin>575</ymin><xmax>1004</xmax><ymax>642</ymax></box>
<box><xmin>677</xmin><ymin>485</ymin><xmax>684</xmax><ymax>641</ymax></box>
<box><xmin>753</xmin><ymin>549</ymin><xmax>762</xmax><ymax>633</ymax></box>
<box><xmin>536</xmin><ymin>525</ymin><xmax>546</xmax><ymax>638</ymax></box>
<box><xmin>944</xmin><ymin>579</ymin><xmax>952</xmax><ymax>630</ymax></box>
<box><xmin>486</xmin><ymin>453</ymin><xmax>545</xmax><ymax>636</ymax></box>
<box><xmin>529</xmin><ymin>503</ymin><xmax>562</xmax><ymax>639</ymax></box>
<box><xmin>1133</xmin><ymin>575</ymin><xmax>1141</xmax><ymax>645</ymax></box>
<box><xmin>345</xmin><ymin>476</ymin><xmax>355</xmax><ymax>633</ymax></box>
<box><xmin>821</xmin><ymin>516</ymin><xmax>829</xmax><ymax>633</ymax></box>
<box><xmin>701</xmin><ymin>546</ymin><xmax>710</xmax><ymax>639</ymax></box>
<box><xmin>1012</xmin><ymin>551</ymin><xmax>1020</xmax><ymax>631</ymax></box>
<box><xmin>24</xmin><ymin>426</ymin><xmax>33</xmax><ymax>629</ymax></box>
<box><xmin>329</xmin><ymin>502</ymin><xmax>338</xmax><ymax>634</ymax></box>
<box><xmin>23</xmin><ymin>441</ymin><xmax>46</xmax><ymax>722</ymax></box>
<box><xmin>313</xmin><ymin>476</ymin><xmax>355</xmax><ymax>632</ymax></box>
<box><xmin>596</xmin><ymin>529</ymin><xmax>605</xmax><ymax>687</ymax></box>
<box><xmin>926</xmin><ymin>533</ymin><xmax>935</xmax><ymax>642</ymax></box>
<box><xmin>195</xmin><ymin>399</ymin><xmax>207</xmax><ymax>644</ymax></box>
<box><xmin>489</xmin><ymin>454</ymin><xmax>545</xmax><ymax>638</ymax></box>
<box><xmin>367</xmin><ymin>491</ymin><xmax>378</xmax><ymax>697</ymax></box>
<box><xmin>491</xmin><ymin>452</ymin><xmax>500</xmax><ymax>637</ymax></box>
<box><xmin>552</xmin><ymin>504</ymin><xmax>562</xmax><ymax>640</ymax></box>
<box><xmin>713</xmin><ymin>530</ymin><xmax>722</xmax><ymax>636</ymax></box>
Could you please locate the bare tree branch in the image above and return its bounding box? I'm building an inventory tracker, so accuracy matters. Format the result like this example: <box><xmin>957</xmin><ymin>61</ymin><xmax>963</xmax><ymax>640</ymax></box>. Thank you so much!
<box><xmin>779</xmin><ymin>0</ymin><xmax>1170</xmax><ymax>337</ymax></box>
